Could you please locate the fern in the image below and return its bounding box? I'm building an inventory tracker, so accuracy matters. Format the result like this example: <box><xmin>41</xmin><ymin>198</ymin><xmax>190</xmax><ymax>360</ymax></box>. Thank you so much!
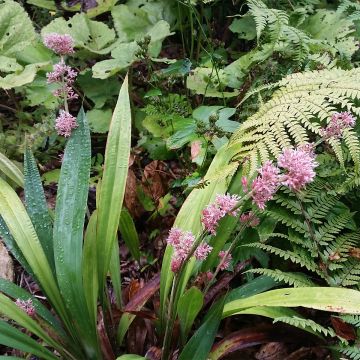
<box><xmin>244</xmin><ymin>243</ymin><xmax>318</xmax><ymax>273</ymax></box>
<box><xmin>246</xmin><ymin>268</ymin><xmax>316</xmax><ymax>287</ymax></box>
<box><xmin>273</xmin><ymin>316</ymin><xmax>337</xmax><ymax>338</ymax></box>
<box><xmin>230</xmin><ymin>68</ymin><xmax>360</xmax><ymax>177</ymax></box>
<box><xmin>339</xmin><ymin>346</ymin><xmax>360</xmax><ymax>360</ymax></box>
<box><xmin>248</xmin><ymin>177</ymin><xmax>360</xmax><ymax>286</ymax></box>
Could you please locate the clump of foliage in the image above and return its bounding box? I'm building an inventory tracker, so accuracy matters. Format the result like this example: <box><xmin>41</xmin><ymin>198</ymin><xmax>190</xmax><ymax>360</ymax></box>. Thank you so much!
<box><xmin>0</xmin><ymin>0</ymin><xmax>360</xmax><ymax>359</ymax></box>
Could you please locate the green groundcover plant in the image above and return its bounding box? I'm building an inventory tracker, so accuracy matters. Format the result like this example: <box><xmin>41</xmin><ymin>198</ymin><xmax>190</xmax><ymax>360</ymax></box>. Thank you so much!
<box><xmin>1</xmin><ymin>0</ymin><xmax>360</xmax><ymax>359</ymax></box>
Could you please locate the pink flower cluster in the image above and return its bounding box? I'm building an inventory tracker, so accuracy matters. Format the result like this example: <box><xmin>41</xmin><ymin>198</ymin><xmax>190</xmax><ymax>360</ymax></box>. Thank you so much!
<box><xmin>15</xmin><ymin>299</ymin><xmax>36</xmax><ymax>317</ymax></box>
<box><xmin>43</xmin><ymin>33</ymin><xmax>78</xmax><ymax>138</ymax></box>
<box><xmin>278</xmin><ymin>147</ymin><xmax>317</xmax><ymax>191</ymax></box>
<box><xmin>250</xmin><ymin>144</ymin><xmax>318</xmax><ymax>209</ymax></box>
<box><xmin>55</xmin><ymin>110</ymin><xmax>78</xmax><ymax>137</ymax></box>
<box><xmin>321</xmin><ymin>112</ymin><xmax>356</xmax><ymax>139</ymax></box>
<box><xmin>240</xmin><ymin>211</ymin><xmax>260</xmax><ymax>227</ymax></box>
<box><xmin>43</xmin><ymin>33</ymin><xmax>75</xmax><ymax>55</ymax></box>
<box><xmin>218</xmin><ymin>250</ymin><xmax>232</xmax><ymax>271</ymax></box>
<box><xmin>47</xmin><ymin>59</ymin><xmax>78</xmax><ymax>100</ymax></box>
<box><xmin>251</xmin><ymin>161</ymin><xmax>280</xmax><ymax>210</ymax></box>
<box><xmin>167</xmin><ymin>228</ymin><xmax>213</xmax><ymax>272</ymax></box>
<box><xmin>201</xmin><ymin>194</ymin><xmax>240</xmax><ymax>234</ymax></box>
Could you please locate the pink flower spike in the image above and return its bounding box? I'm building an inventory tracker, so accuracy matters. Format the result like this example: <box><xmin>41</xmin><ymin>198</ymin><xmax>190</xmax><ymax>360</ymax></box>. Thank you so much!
<box><xmin>251</xmin><ymin>161</ymin><xmax>280</xmax><ymax>210</ymax></box>
<box><xmin>43</xmin><ymin>33</ymin><xmax>75</xmax><ymax>55</ymax></box>
<box><xmin>55</xmin><ymin>110</ymin><xmax>78</xmax><ymax>137</ymax></box>
<box><xmin>166</xmin><ymin>228</ymin><xmax>196</xmax><ymax>272</ymax></box>
<box><xmin>201</xmin><ymin>203</ymin><xmax>224</xmax><ymax>235</ymax></box>
<box><xmin>201</xmin><ymin>194</ymin><xmax>240</xmax><ymax>234</ymax></box>
<box><xmin>15</xmin><ymin>299</ymin><xmax>36</xmax><ymax>317</ymax></box>
<box><xmin>277</xmin><ymin>146</ymin><xmax>317</xmax><ymax>192</ymax></box>
<box><xmin>171</xmin><ymin>257</ymin><xmax>182</xmax><ymax>273</ymax></box>
<box><xmin>218</xmin><ymin>251</ymin><xmax>232</xmax><ymax>271</ymax></box>
<box><xmin>215</xmin><ymin>194</ymin><xmax>241</xmax><ymax>216</ymax></box>
<box><xmin>195</xmin><ymin>243</ymin><xmax>213</xmax><ymax>261</ymax></box>
<box><xmin>321</xmin><ymin>111</ymin><xmax>356</xmax><ymax>139</ymax></box>
<box><xmin>166</xmin><ymin>227</ymin><xmax>183</xmax><ymax>246</ymax></box>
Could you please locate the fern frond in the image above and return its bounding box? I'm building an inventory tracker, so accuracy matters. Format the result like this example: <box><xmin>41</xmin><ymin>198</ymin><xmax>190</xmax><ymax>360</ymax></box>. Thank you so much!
<box><xmin>273</xmin><ymin>316</ymin><xmax>337</xmax><ymax>338</ymax></box>
<box><xmin>247</xmin><ymin>268</ymin><xmax>316</xmax><ymax>287</ymax></box>
<box><xmin>244</xmin><ymin>243</ymin><xmax>318</xmax><ymax>272</ymax></box>
<box><xmin>332</xmin><ymin>259</ymin><xmax>360</xmax><ymax>287</ymax></box>
<box><xmin>323</xmin><ymin>233</ymin><xmax>359</xmax><ymax>263</ymax></box>
<box><xmin>315</xmin><ymin>212</ymin><xmax>354</xmax><ymax>244</ymax></box>
<box><xmin>231</xmin><ymin>68</ymin><xmax>360</xmax><ymax>176</ymax></box>
<box><xmin>339</xmin><ymin>346</ymin><xmax>360</xmax><ymax>360</ymax></box>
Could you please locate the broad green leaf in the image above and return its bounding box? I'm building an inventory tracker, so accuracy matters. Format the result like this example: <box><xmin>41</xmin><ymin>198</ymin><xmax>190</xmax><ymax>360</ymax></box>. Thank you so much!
<box><xmin>0</xmin><ymin>152</ymin><xmax>23</xmax><ymax>187</ymax></box>
<box><xmin>42</xmin><ymin>13</ymin><xmax>116</xmax><ymax>54</ymax></box>
<box><xmin>53</xmin><ymin>108</ymin><xmax>99</xmax><ymax>357</ymax></box>
<box><xmin>0</xmin><ymin>178</ymin><xmax>69</xmax><ymax>328</ymax></box>
<box><xmin>77</xmin><ymin>71</ymin><xmax>120</xmax><ymax>109</ymax></box>
<box><xmin>24</xmin><ymin>148</ymin><xmax>54</xmax><ymax>271</ymax></box>
<box><xmin>0</xmin><ymin>0</ymin><xmax>36</xmax><ymax>56</ymax></box>
<box><xmin>83</xmin><ymin>210</ymin><xmax>99</xmax><ymax>327</ymax></box>
<box><xmin>226</xmin><ymin>275</ymin><xmax>279</xmax><ymax>303</ymax></box>
<box><xmin>97</xmin><ymin>76</ymin><xmax>131</xmax><ymax>296</ymax></box>
<box><xmin>119</xmin><ymin>208</ymin><xmax>140</xmax><ymax>261</ymax></box>
<box><xmin>116</xmin><ymin>355</ymin><xmax>146</xmax><ymax>360</ymax></box>
<box><xmin>27</xmin><ymin>0</ymin><xmax>57</xmax><ymax>9</ymax></box>
<box><xmin>92</xmin><ymin>42</ymin><xmax>139</xmax><ymax>79</ymax></box>
<box><xmin>87</xmin><ymin>108</ymin><xmax>113</xmax><ymax>133</ymax></box>
<box><xmin>0</xmin><ymin>56</ymin><xmax>22</xmax><ymax>73</ymax></box>
<box><xmin>229</xmin><ymin>16</ymin><xmax>257</xmax><ymax>40</ymax></box>
<box><xmin>223</xmin><ymin>45</ymin><xmax>273</xmax><ymax>89</ymax></box>
<box><xmin>85</xmin><ymin>0</ymin><xmax>118</xmax><ymax>18</ymax></box>
<box><xmin>0</xmin><ymin>320</ymin><xmax>58</xmax><ymax>360</ymax></box>
<box><xmin>178</xmin><ymin>297</ymin><xmax>225</xmax><ymax>360</ymax></box>
<box><xmin>0</xmin><ymin>62</ymin><xmax>49</xmax><ymax>90</ymax></box>
<box><xmin>166</xmin><ymin>125</ymin><xmax>197</xmax><ymax>150</ymax></box>
<box><xmin>177</xmin><ymin>287</ymin><xmax>203</xmax><ymax>345</ymax></box>
<box><xmin>223</xmin><ymin>287</ymin><xmax>360</xmax><ymax>317</ymax></box>
<box><xmin>186</xmin><ymin>67</ymin><xmax>239</xmax><ymax>98</ymax></box>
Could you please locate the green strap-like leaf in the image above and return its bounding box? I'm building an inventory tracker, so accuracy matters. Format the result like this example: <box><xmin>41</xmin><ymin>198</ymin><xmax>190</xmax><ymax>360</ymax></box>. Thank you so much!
<box><xmin>96</xmin><ymin>75</ymin><xmax>131</xmax><ymax>296</ymax></box>
<box><xmin>177</xmin><ymin>287</ymin><xmax>203</xmax><ymax>345</ymax></box>
<box><xmin>223</xmin><ymin>287</ymin><xmax>360</xmax><ymax>317</ymax></box>
<box><xmin>24</xmin><ymin>147</ymin><xmax>54</xmax><ymax>271</ymax></box>
<box><xmin>0</xmin><ymin>177</ymin><xmax>69</xmax><ymax>329</ymax></box>
<box><xmin>0</xmin><ymin>320</ymin><xmax>58</xmax><ymax>360</ymax></box>
<box><xmin>110</xmin><ymin>239</ymin><xmax>122</xmax><ymax>308</ymax></box>
<box><xmin>119</xmin><ymin>208</ymin><xmax>140</xmax><ymax>261</ymax></box>
<box><xmin>0</xmin><ymin>152</ymin><xmax>23</xmax><ymax>188</ymax></box>
<box><xmin>83</xmin><ymin>210</ymin><xmax>99</xmax><ymax>327</ymax></box>
<box><xmin>178</xmin><ymin>297</ymin><xmax>225</xmax><ymax>360</ymax></box>
<box><xmin>53</xmin><ymin>108</ymin><xmax>99</xmax><ymax>358</ymax></box>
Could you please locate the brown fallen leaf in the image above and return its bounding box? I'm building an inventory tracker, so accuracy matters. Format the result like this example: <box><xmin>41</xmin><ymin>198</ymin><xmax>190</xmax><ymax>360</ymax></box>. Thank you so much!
<box><xmin>331</xmin><ymin>316</ymin><xmax>356</xmax><ymax>341</ymax></box>
<box><xmin>142</xmin><ymin>161</ymin><xmax>166</xmax><ymax>202</ymax></box>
